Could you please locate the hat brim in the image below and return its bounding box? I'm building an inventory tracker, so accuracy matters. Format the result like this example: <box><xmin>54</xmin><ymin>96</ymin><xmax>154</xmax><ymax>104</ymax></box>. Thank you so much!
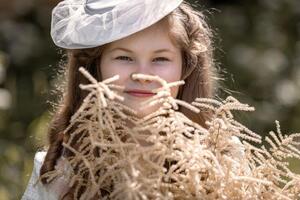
<box><xmin>51</xmin><ymin>0</ymin><xmax>183</xmax><ymax>49</ymax></box>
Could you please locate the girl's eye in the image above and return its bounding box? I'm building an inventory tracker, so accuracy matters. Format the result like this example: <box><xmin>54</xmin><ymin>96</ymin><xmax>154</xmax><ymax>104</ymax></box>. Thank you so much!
<box><xmin>115</xmin><ymin>56</ymin><xmax>133</xmax><ymax>61</ymax></box>
<box><xmin>153</xmin><ymin>57</ymin><xmax>170</xmax><ymax>62</ymax></box>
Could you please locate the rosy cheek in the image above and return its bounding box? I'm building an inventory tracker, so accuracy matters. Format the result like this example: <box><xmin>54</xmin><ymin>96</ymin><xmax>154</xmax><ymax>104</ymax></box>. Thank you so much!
<box><xmin>105</xmin><ymin>67</ymin><xmax>131</xmax><ymax>86</ymax></box>
<box><xmin>101</xmin><ymin>63</ymin><xmax>122</xmax><ymax>79</ymax></box>
<box><xmin>159</xmin><ymin>64</ymin><xmax>181</xmax><ymax>79</ymax></box>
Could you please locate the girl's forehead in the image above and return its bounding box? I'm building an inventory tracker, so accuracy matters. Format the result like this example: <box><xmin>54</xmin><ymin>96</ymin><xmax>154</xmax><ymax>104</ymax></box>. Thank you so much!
<box><xmin>104</xmin><ymin>23</ymin><xmax>178</xmax><ymax>52</ymax></box>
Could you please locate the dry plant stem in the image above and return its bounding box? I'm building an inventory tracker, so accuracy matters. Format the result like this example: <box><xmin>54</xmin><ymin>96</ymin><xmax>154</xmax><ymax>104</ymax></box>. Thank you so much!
<box><xmin>41</xmin><ymin>68</ymin><xmax>300</xmax><ymax>200</ymax></box>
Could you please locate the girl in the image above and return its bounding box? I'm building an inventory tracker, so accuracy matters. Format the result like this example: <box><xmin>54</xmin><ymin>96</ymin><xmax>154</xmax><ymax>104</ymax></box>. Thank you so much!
<box><xmin>22</xmin><ymin>0</ymin><xmax>218</xmax><ymax>199</ymax></box>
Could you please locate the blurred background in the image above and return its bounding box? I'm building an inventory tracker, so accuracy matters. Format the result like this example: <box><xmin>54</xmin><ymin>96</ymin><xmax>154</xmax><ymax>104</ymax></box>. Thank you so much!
<box><xmin>0</xmin><ymin>0</ymin><xmax>299</xmax><ymax>199</ymax></box>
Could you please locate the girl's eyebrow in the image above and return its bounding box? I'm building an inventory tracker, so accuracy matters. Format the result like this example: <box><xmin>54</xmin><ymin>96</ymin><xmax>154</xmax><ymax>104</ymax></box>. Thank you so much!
<box><xmin>153</xmin><ymin>49</ymin><xmax>174</xmax><ymax>54</ymax></box>
<box><xmin>109</xmin><ymin>47</ymin><xmax>133</xmax><ymax>53</ymax></box>
<box><xmin>108</xmin><ymin>47</ymin><xmax>175</xmax><ymax>54</ymax></box>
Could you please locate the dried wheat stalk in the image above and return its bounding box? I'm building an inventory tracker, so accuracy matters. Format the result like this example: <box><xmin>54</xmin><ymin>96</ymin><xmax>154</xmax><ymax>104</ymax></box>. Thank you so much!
<box><xmin>42</xmin><ymin>67</ymin><xmax>300</xmax><ymax>200</ymax></box>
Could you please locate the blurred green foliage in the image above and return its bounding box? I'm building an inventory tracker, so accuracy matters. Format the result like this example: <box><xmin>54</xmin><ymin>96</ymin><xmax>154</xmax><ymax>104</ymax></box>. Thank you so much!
<box><xmin>0</xmin><ymin>0</ymin><xmax>299</xmax><ymax>199</ymax></box>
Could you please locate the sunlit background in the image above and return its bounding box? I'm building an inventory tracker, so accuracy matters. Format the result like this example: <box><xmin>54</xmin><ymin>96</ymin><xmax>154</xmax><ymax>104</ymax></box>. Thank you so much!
<box><xmin>0</xmin><ymin>0</ymin><xmax>299</xmax><ymax>199</ymax></box>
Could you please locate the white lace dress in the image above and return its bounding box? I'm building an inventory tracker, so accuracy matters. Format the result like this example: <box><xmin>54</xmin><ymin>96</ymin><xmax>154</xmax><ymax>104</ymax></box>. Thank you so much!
<box><xmin>21</xmin><ymin>152</ymin><xmax>69</xmax><ymax>200</ymax></box>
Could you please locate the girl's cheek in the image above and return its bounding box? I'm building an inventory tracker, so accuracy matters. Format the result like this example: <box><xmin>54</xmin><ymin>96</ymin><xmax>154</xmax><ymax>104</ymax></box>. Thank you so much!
<box><xmin>101</xmin><ymin>62</ymin><xmax>127</xmax><ymax>78</ymax></box>
<box><xmin>106</xmin><ymin>66</ymin><xmax>132</xmax><ymax>85</ymax></box>
<box><xmin>155</xmin><ymin>66</ymin><xmax>182</xmax><ymax>82</ymax></box>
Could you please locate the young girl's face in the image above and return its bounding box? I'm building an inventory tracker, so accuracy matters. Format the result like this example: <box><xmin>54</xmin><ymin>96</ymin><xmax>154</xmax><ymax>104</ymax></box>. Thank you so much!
<box><xmin>100</xmin><ymin>22</ymin><xmax>182</xmax><ymax>117</ymax></box>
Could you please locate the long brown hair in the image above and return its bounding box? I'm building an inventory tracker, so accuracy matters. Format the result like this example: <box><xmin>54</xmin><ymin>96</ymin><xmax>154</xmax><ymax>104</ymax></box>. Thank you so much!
<box><xmin>40</xmin><ymin>2</ymin><xmax>218</xmax><ymax>199</ymax></box>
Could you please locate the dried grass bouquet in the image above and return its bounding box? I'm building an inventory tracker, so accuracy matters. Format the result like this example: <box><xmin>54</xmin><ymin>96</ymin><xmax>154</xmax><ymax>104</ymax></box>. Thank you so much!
<box><xmin>42</xmin><ymin>67</ymin><xmax>300</xmax><ymax>200</ymax></box>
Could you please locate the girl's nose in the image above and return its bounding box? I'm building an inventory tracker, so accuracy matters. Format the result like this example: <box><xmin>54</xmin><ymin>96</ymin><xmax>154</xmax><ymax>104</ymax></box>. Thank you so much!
<box><xmin>130</xmin><ymin>72</ymin><xmax>153</xmax><ymax>84</ymax></box>
<box><xmin>131</xmin><ymin>63</ymin><xmax>153</xmax><ymax>84</ymax></box>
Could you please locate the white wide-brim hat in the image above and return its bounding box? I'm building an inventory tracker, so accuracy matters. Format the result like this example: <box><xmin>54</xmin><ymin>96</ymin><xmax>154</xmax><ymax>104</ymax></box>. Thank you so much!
<box><xmin>51</xmin><ymin>0</ymin><xmax>183</xmax><ymax>49</ymax></box>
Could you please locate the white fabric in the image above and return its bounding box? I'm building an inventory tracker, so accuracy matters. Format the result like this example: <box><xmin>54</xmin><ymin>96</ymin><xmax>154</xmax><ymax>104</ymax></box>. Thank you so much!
<box><xmin>21</xmin><ymin>152</ymin><xmax>58</xmax><ymax>200</ymax></box>
<box><xmin>51</xmin><ymin>0</ymin><xmax>183</xmax><ymax>49</ymax></box>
